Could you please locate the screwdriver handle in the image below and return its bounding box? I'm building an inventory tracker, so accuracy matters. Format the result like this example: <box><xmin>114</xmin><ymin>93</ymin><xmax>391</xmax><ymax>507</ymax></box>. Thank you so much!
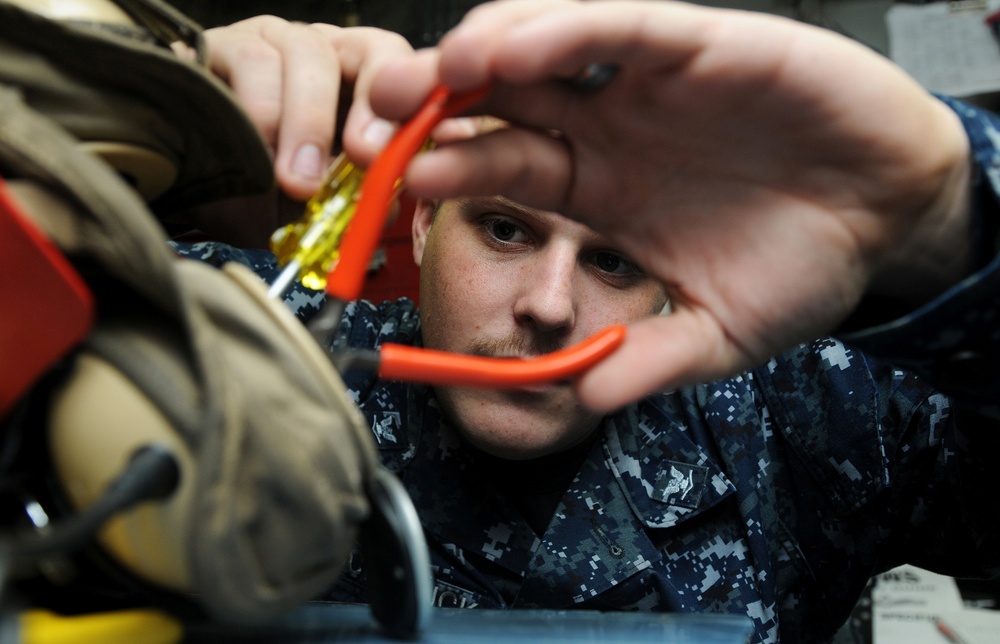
<box><xmin>269</xmin><ymin>153</ymin><xmax>364</xmax><ymax>293</ymax></box>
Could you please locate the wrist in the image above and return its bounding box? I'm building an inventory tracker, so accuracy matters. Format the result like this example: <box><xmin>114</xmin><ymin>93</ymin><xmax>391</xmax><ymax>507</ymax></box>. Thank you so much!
<box><xmin>866</xmin><ymin>131</ymin><xmax>974</xmax><ymax>307</ymax></box>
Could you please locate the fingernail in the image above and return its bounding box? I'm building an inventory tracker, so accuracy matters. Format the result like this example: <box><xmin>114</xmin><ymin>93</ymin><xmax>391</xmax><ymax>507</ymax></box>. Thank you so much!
<box><xmin>450</xmin><ymin>117</ymin><xmax>479</xmax><ymax>136</ymax></box>
<box><xmin>291</xmin><ymin>143</ymin><xmax>323</xmax><ymax>180</ymax></box>
<box><xmin>362</xmin><ymin>118</ymin><xmax>396</xmax><ymax>149</ymax></box>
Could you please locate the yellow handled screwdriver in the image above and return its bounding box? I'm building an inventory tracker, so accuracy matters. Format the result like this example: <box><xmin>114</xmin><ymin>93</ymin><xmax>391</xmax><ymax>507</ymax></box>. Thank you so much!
<box><xmin>267</xmin><ymin>152</ymin><xmax>373</xmax><ymax>300</ymax></box>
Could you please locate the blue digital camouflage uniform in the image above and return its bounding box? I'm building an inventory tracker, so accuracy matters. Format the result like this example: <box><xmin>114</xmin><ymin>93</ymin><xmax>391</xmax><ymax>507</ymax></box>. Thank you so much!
<box><xmin>170</xmin><ymin>95</ymin><xmax>1000</xmax><ymax>643</ymax></box>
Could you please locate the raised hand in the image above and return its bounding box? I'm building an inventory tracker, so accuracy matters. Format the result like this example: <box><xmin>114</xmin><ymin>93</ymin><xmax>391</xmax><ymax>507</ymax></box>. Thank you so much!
<box><xmin>368</xmin><ymin>0</ymin><xmax>974</xmax><ymax>410</ymax></box>
<box><xmin>205</xmin><ymin>17</ymin><xmax>413</xmax><ymax>201</ymax></box>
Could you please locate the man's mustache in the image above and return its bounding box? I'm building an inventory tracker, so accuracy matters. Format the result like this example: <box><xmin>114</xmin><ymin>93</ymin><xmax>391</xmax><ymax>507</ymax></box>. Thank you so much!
<box><xmin>468</xmin><ymin>333</ymin><xmax>565</xmax><ymax>360</ymax></box>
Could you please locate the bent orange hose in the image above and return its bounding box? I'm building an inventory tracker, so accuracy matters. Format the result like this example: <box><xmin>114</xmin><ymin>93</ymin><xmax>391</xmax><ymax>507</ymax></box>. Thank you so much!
<box><xmin>378</xmin><ymin>325</ymin><xmax>626</xmax><ymax>387</ymax></box>
<box><xmin>324</xmin><ymin>84</ymin><xmax>627</xmax><ymax>386</ymax></box>
<box><xmin>326</xmin><ymin>85</ymin><xmax>491</xmax><ymax>302</ymax></box>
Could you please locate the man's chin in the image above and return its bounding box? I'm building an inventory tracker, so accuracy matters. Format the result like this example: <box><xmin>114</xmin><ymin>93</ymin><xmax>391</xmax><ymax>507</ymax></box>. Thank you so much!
<box><xmin>461</xmin><ymin>434</ymin><xmax>562</xmax><ymax>461</ymax></box>
<box><xmin>436</xmin><ymin>386</ymin><xmax>601</xmax><ymax>459</ymax></box>
<box><xmin>456</xmin><ymin>406</ymin><xmax>595</xmax><ymax>460</ymax></box>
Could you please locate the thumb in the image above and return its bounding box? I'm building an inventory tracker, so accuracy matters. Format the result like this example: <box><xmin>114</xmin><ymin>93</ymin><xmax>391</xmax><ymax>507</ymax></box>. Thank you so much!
<box><xmin>574</xmin><ymin>311</ymin><xmax>745</xmax><ymax>411</ymax></box>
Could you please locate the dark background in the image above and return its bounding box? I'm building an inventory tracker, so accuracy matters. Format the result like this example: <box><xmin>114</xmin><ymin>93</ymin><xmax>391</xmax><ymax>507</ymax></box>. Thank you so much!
<box><xmin>168</xmin><ymin>0</ymin><xmax>486</xmax><ymax>47</ymax></box>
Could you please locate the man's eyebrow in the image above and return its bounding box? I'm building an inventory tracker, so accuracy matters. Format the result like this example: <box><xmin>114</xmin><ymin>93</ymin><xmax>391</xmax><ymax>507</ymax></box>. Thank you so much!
<box><xmin>453</xmin><ymin>196</ymin><xmax>617</xmax><ymax>248</ymax></box>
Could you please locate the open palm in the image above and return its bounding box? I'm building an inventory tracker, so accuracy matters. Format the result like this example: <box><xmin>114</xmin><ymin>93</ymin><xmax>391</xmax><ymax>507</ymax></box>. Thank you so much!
<box><xmin>370</xmin><ymin>0</ymin><xmax>973</xmax><ymax>409</ymax></box>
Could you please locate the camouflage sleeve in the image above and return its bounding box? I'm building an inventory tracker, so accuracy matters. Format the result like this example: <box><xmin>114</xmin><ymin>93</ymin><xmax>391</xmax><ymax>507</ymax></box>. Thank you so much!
<box><xmin>168</xmin><ymin>241</ymin><xmax>326</xmax><ymax>322</ymax></box>
<box><xmin>791</xmin><ymin>98</ymin><xmax>1000</xmax><ymax>577</ymax></box>
<box><xmin>837</xmin><ymin>96</ymin><xmax>1000</xmax><ymax>418</ymax></box>
<box><xmin>756</xmin><ymin>338</ymin><xmax>1000</xmax><ymax>581</ymax></box>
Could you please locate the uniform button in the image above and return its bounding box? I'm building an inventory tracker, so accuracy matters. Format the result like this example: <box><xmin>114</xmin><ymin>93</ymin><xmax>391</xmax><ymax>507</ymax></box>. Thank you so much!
<box><xmin>936</xmin><ymin>350</ymin><xmax>993</xmax><ymax>386</ymax></box>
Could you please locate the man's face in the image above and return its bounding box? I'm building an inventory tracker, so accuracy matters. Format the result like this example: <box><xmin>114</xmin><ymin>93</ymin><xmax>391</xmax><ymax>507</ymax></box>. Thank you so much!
<box><xmin>412</xmin><ymin>196</ymin><xmax>667</xmax><ymax>460</ymax></box>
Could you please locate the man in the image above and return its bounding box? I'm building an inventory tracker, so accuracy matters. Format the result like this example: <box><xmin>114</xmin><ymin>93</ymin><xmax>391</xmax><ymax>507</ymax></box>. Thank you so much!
<box><xmin>177</xmin><ymin>176</ymin><xmax>996</xmax><ymax>642</ymax></box>
<box><xmin>188</xmin><ymin>2</ymin><xmax>1000</xmax><ymax>641</ymax></box>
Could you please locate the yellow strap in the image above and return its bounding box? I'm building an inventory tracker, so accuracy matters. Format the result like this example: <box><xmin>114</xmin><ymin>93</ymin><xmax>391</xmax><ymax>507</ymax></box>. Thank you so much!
<box><xmin>20</xmin><ymin>609</ymin><xmax>182</xmax><ymax>644</ymax></box>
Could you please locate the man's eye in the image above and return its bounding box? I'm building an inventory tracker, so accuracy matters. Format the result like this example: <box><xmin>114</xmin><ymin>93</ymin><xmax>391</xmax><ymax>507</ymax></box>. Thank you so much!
<box><xmin>487</xmin><ymin>219</ymin><xmax>521</xmax><ymax>242</ymax></box>
<box><xmin>594</xmin><ymin>252</ymin><xmax>640</xmax><ymax>276</ymax></box>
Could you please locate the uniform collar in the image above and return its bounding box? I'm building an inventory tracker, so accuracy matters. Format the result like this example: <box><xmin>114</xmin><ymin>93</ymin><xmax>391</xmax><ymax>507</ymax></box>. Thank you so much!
<box><xmin>516</xmin><ymin>397</ymin><xmax>736</xmax><ymax>606</ymax></box>
<box><xmin>396</xmin><ymin>390</ymin><xmax>540</xmax><ymax>578</ymax></box>
<box><xmin>390</xmin><ymin>388</ymin><xmax>736</xmax><ymax>579</ymax></box>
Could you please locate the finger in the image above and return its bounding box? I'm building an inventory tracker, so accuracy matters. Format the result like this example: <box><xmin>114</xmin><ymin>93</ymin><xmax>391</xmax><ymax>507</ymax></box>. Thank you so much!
<box><xmin>367</xmin><ymin>1</ymin><xmax>635</xmax><ymax>120</ymax></box>
<box><xmin>427</xmin><ymin>117</ymin><xmax>481</xmax><ymax>146</ymax></box>
<box><xmin>257</xmin><ymin>21</ymin><xmax>342</xmax><ymax>200</ymax></box>
<box><xmin>370</xmin><ymin>1</ymin><xmax>723</xmax><ymax>139</ymax></box>
<box><xmin>433</xmin><ymin>0</ymin><xmax>578</xmax><ymax>91</ymax></box>
<box><xmin>364</xmin><ymin>48</ymin><xmax>469</xmax><ymax>166</ymax></box>
<box><xmin>574</xmin><ymin>310</ymin><xmax>745</xmax><ymax>412</ymax></box>
<box><xmin>436</xmin><ymin>1</ymin><xmax>710</xmax><ymax>90</ymax></box>
<box><xmin>321</xmin><ymin>26</ymin><xmax>416</xmax><ymax>164</ymax></box>
<box><xmin>404</xmin><ymin>125</ymin><xmax>574</xmax><ymax>213</ymax></box>
<box><xmin>368</xmin><ymin>49</ymin><xmax>445</xmax><ymax>123</ymax></box>
<box><xmin>205</xmin><ymin>19</ymin><xmax>287</xmax><ymax>152</ymax></box>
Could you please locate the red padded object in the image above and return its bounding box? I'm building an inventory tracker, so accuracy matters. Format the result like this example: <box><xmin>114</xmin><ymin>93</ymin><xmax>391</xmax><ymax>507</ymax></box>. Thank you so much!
<box><xmin>0</xmin><ymin>176</ymin><xmax>94</xmax><ymax>418</ymax></box>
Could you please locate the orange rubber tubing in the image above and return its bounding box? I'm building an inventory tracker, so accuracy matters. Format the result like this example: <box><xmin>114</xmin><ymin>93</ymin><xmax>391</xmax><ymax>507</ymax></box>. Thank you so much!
<box><xmin>378</xmin><ymin>325</ymin><xmax>626</xmax><ymax>387</ymax></box>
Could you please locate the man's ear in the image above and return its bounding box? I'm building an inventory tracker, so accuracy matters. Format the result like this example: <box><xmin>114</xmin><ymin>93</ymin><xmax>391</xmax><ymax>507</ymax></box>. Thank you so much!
<box><xmin>411</xmin><ymin>199</ymin><xmax>437</xmax><ymax>267</ymax></box>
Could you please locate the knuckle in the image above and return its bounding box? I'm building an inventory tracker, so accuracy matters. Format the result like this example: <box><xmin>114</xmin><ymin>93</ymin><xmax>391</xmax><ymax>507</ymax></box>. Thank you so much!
<box><xmin>241</xmin><ymin>14</ymin><xmax>289</xmax><ymax>31</ymax></box>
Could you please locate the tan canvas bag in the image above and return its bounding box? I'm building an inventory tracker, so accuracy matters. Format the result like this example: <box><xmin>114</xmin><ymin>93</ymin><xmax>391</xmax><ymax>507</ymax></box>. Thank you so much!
<box><xmin>0</xmin><ymin>0</ymin><xmax>382</xmax><ymax>623</ymax></box>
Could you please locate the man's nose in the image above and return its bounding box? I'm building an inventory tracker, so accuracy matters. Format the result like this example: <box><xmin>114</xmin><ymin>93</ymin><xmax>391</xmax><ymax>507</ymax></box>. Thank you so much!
<box><xmin>512</xmin><ymin>247</ymin><xmax>577</xmax><ymax>333</ymax></box>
